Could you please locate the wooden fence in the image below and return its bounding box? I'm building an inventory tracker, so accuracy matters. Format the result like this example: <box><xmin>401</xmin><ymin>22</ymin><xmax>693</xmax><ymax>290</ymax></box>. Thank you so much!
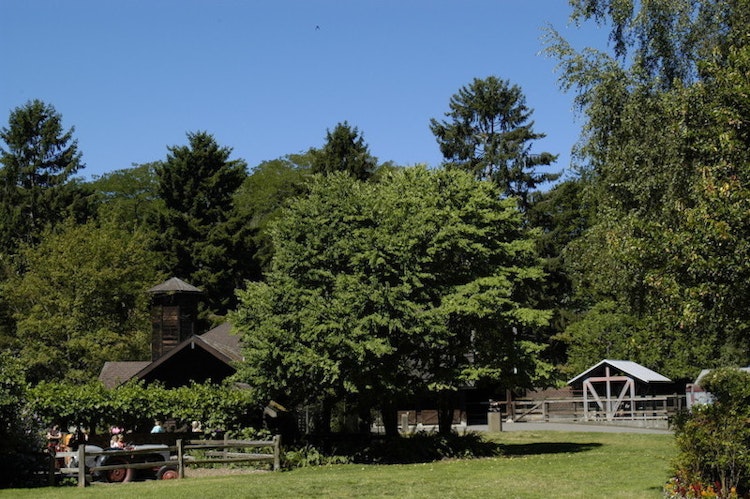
<box><xmin>495</xmin><ymin>394</ymin><xmax>684</xmax><ymax>423</ymax></box>
<box><xmin>52</xmin><ymin>435</ymin><xmax>281</xmax><ymax>487</ymax></box>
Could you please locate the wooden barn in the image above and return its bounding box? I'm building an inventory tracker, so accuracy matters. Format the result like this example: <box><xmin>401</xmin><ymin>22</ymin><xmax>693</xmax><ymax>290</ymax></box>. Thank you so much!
<box><xmin>568</xmin><ymin>359</ymin><xmax>675</xmax><ymax>422</ymax></box>
<box><xmin>98</xmin><ymin>278</ymin><xmax>242</xmax><ymax>389</ymax></box>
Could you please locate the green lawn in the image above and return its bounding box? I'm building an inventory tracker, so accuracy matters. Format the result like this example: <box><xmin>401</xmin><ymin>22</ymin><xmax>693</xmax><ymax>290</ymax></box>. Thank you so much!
<box><xmin>2</xmin><ymin>431</ymin><xmax>675</xmax><ymax>498</ymax></box>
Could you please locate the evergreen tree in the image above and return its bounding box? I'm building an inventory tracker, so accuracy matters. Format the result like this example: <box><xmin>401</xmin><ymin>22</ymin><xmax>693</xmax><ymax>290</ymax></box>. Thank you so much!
<box><xmin>0</xmin><ymin>100</ymin><xmax>86</xmax><ymax>253</ymax></box>
<box><xmin>311</xmin><ymin>121</ymin><xmax>377</xmax><ymax>181</ymax></box>
<box><xmin>429</xmin><ymin>76</ymin><xmax>559</xmax><ymax>209</ymax></box>
<box><xmin>155</xmin><ymin>131</ymin><xmax>248</xmax><ymax>316</ymax></box>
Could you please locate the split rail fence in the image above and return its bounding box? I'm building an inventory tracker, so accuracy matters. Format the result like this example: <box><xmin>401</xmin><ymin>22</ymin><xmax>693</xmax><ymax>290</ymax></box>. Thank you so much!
<box><xmin>495</xmin><ymin>394</ymin><xmax>684</xmax><ymax>423</ymax></box>
<box><xmin>51</xmin><ymin>435</ymin><xmax>281</xmax><ymax>487</ymax></box>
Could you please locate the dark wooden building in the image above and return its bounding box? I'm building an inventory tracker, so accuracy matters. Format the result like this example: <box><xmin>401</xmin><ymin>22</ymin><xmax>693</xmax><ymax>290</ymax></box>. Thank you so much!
<box><xmin>98</xmin><ymin>278</ymin><xmax>242</xmax><ymax>389</ymax></box>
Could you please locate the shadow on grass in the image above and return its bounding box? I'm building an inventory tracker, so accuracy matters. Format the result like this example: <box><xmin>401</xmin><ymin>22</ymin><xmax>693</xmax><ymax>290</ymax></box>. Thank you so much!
<box><xmin>499</xmin><ymin>441</ymin><xmax>603</xmax><ymax>456</ymax></box>
<box><xmin>295</xmin><ymin>432</ymin><xmax>602</xmax><ymax>465</ymax></box>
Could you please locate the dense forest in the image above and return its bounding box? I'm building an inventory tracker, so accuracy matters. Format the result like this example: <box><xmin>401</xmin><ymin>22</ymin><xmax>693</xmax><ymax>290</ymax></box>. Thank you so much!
<box><xmin>1</xmin><ymin>0</ymin><xmax>749</xmax><ymax>440</ymax></box>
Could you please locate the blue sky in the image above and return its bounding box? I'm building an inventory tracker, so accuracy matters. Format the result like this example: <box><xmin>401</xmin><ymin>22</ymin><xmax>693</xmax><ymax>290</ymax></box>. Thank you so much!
<box><xmin>1</xmin><ymin>1</ymin><xmax>609</xmax><ymax>180</ymax></box>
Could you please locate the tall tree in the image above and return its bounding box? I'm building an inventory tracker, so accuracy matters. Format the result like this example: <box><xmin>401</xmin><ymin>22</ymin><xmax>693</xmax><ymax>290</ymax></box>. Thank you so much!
<box><xmin>155</xmin><ymin>131</ymin><xmax>248</xmax><ymax>316</ymax></box>
<box><xmin>546</xmin><ymin>0</ymin><xmax>750</xmax><ymax>379</ymax></box>
<box><xmin>429</xmin><ymin>76</ymin><xmax>559</xmax><ymax>209</ymax></box>
<box><xmin>310</xmin><ymin>121</ymin><xmax>377</xmax><ymax>181</ymax></box>
<box><xmin>0</xmin><ymin>100</ymin><xmax>87</xmax><ymax>253</ymax></box>
<box><xmin>231</xmin><ymin>168</ymin><xmax>551</xmax><ymax>435</ymax></box>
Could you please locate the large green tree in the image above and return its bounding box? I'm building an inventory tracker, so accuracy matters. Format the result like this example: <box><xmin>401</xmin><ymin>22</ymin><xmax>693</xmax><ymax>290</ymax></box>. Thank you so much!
<box><xmin>155</xmin><ymin>131</ymin><xmax>248</xmax><ymax>316</ymax></box>
<box><xmin>231</xmin><ymin>168</ymin><xmax>551</xmax><ymax>435</ymax></box>
<box><xmin>2</xmin><ymin>220</ymin><xmax>162</xmax><ymax>383</ymax></box>
<box><xmin>0</xmin><ymin>100</ymin><xmax>88</xmax><ymax>254</ymax></box>
<box><xmin>429</xmin><ymin>76</ymin><xmax>559</xmax><ymax>209</ymax></box>
<box><xmin>546</xmin><ymin>0</ymin><xmax>750</xmax><ymax>379</ymax></box>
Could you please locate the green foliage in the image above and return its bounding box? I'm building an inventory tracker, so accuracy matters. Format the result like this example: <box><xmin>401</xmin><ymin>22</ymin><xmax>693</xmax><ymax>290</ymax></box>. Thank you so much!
<box><xmin>89</xmin><ymin>162</ymin><xmax>164</xmax><ymax>230</ymax></box>
<box><xmin>232</xmin><ymin>167</ymin><xmax>551</xmax><ymax>434</ymax></box>
<box><xmin>671</xmin><ymin>368</ymin><xmax>750</xmax><ymax>498</ymax></box>
<box><xmin>0</xmin><ymin>99</ymin><xmax>87</xmax><ymax>254</ymax></box>
<box><xmin>0</xmin><ymin>353</ymin><xmax>46</xmax><ymax>488</ymax></box>
<box><xmin>2</xmin><ymin>220</ymin><xmax>162</xmax><ymax>383</ymax></box>
<box><xmin>27</xmin><ymin>380</ymin><xmax>258</xmax><ymax>435</ymax></box>
<box><xmin>155</xmin><ymin>131</ymin><xmax>249</xmax><ymax>316</ymax></box>
<box><xmin>429</xmin><ymin>76</ymin><xmax>559</xmax><ymax>209</ymax></box>
<box><xmin>233</xmin><ymin>153</ymin><xmax>312</xmax><ymax>273</ymax></box>
<box><xmin>310</xmin><ymin>122</ymin><xmax>377</xmax><ymax>181</ymax></box>
<box><xmin>547</xmin><ymin>0</ymin><xmax>750</xmax><ymax>379</ymax></box>
<box><xmin>283</xmin><ymin>444</ymin><xmax>351</xmax><ymax>469</ymax></box>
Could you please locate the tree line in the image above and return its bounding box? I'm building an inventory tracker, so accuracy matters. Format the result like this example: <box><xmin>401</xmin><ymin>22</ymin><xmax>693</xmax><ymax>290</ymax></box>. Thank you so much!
<box><xmin>1</xmin><ymin>0</ymin><xmax>748</xmax><ymax>436</ymax></box>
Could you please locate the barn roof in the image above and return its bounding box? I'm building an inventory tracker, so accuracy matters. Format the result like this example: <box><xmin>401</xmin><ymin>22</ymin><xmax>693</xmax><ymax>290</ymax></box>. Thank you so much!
<box><xmin>568</xmin><ymin>359</ymin><xmax>672</xmax><ymax>385</ymax></box>
<box><xmin>147</xmin><ymin>277</ymin><xmax>202</xmax><ymax>294</ymax></box>
<box><xmin>98</xmin><ymin>361</ymin><xmax>151</xmax><ymax>389</ymax></box>
<box><xmin>97</xmin><ymin>322</ymin><xmax>240</xmax><ymax>389</ymax></box>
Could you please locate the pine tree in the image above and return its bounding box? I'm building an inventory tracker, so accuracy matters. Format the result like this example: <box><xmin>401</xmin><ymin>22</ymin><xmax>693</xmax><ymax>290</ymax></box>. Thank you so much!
<box><xmin>430</xmin><ymin>77</ymin><xmax>558</xmax><ymax>209</ymax></box>
<box><xmin>0</xmin><ymin>100</ymin><xmax>85</xmax><ymax>253</ymax></box>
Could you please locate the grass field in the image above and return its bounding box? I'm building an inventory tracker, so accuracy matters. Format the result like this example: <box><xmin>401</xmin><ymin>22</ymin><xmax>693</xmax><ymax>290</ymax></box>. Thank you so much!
<box><xmin>2</xmin><ymin>430</ymin><xmax>676</xmax><ymax>498</ymax></box>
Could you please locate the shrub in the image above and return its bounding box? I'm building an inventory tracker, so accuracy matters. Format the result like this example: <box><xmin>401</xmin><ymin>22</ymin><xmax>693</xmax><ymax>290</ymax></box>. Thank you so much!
<box><xmin>669</xmin><ymin>368</ymin><xmax>750</xmax><ymax>498</ymax></box>
<box><xmin>0</xmin><ymin>353</ymin><xmax>47</xmax><ymax>488</ymax></box>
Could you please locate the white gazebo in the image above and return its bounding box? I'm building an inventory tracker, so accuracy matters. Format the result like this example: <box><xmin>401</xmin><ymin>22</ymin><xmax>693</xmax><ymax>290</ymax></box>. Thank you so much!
<box><xmin>568</xmin><ymin>360</ymin><xmax>672</xmax><ymax>421</ymax></box>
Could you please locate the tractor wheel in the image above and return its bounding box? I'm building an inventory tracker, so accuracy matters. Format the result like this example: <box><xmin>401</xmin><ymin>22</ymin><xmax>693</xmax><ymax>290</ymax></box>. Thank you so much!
<box><xmin>104</xmin><ymin>457</ymin><xmax>134</xmax><ymax>483</ymax></box>
<box><xmin>157</xmin><ymin>465</ymin><xmax>179</xmax><ymax>480</ymax></box>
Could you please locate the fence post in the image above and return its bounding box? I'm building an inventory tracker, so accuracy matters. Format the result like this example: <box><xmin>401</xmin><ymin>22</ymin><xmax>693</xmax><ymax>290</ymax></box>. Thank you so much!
<box><xmin>273</xmin><ymin>435</ymin><xmax>281</xmax><ymax>471</ymax></box>
<box><xmin>77</xmin><ymin>445</ymin><xmax>86</xmax><ymax>487</ymax></box>
<box><xmin>177</xmin><ymin>439</ymin><xmax>185</xmax><ymax>479</ymax></box>
<box><xmin>48</xmin><ymin>450</ymin><xmax>56</xmax><ymax>486</ymax></box>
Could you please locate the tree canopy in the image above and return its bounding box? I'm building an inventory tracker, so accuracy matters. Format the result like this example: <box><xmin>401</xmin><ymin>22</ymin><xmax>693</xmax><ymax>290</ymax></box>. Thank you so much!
<box><xmin>1</xmin><ymin>220</ymin><xmax>162</xmax><ymax>384</ymax></box>
<box><xmin>546</xmin><ymin>0</ymin><xmax>750</xmax><ymax>378</ymax></box>
<box><xmin>231</xmin><ymin>167</ymin><xmax>551</xmax><ymax>435</ymax></box>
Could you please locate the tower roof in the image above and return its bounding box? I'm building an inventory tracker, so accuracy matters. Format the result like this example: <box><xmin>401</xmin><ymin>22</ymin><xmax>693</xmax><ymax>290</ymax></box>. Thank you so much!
<box><xmin>147</xmin><ymin>277</ymin><xmax>202</xmax><ymax>294</ymax></box>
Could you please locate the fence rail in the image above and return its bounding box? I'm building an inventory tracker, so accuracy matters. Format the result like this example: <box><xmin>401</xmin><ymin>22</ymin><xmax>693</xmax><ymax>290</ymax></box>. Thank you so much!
<box><xmin>494</xmin><ymin>395</ymin><xmax>684</xmax><ymax>423</ymax></box>
<box><xmin>52</xmin><ymin>435</ymin><xmax>280</xmax><ymax>487</ymax></box>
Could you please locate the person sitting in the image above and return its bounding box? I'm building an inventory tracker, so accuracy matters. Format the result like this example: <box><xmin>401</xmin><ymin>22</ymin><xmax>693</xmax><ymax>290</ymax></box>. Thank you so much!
<box><xmin>150</xmin><ymin>420</ymin><xmax>165</xmax><ymax>433</ymax></box>
<box><xmin>112</xmin><ymin>434</ymin><xmax>125</xmax><ymax>449</ymax></box>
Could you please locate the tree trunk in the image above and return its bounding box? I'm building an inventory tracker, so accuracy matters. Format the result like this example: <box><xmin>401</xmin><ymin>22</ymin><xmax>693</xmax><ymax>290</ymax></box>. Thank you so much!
<box><xmin>380</xmin><ymin>403</ymin><xmax>399</xmax><ymax>437</ymax></box>
<box><xmin>437</xmin><ymin>391</ymin><xmax>455</xmax><ymax>435</ymax></box>
<box><xmin>316</xmin><ymin>399</ymin><xmax>332</xmax><ymax>434</ymax></box>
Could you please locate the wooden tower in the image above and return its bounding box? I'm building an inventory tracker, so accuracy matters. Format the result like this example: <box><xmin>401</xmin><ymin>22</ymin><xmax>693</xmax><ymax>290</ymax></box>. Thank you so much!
<box><xmin>148</xmin><ymin>277</ymin><xmax>202</xmax><ymax>361</ymax></box>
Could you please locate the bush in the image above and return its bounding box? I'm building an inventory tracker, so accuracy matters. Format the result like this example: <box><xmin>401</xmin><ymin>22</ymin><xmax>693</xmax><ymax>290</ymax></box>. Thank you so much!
<box><xmin>0</xmin><ymin>353</ymin><xmax>47</xmax><ymax>488</ymax></box>
<box><xmin>669</xmin><ymin>368</ymin><xmax>750</xmax><ymax>499</ymax></box>
<box><xmin>27</xmin><ymin>380</ymin><xmax>261</xmax><ymax>435</ymax></box>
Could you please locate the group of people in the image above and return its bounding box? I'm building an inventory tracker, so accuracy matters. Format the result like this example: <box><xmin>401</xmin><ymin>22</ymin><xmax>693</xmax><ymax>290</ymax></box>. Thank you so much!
<box><xmin>150</xmin><ymin>419</ymin><xmax>203</xmax><ymax>433</ymax></box>
<box><xmin>109</xmin><ymin>425</ymin><xmax>127</xmax><ymax>448</ymax></box>
<box><xmin>45</xmin><ymin>418</ymin><xmax>204</xmax><ymax>453</ymax></box>
<box><xmin>46</xmin><ymin>424</ymin><xmax>90</xmax><ymax>468</ymax></box>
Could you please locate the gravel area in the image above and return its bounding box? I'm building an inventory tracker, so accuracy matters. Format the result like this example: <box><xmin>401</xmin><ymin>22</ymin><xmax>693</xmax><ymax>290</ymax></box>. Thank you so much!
<box><xmin>183</xmin><ymin>467</ymin><xmax>272</xmax><ymax>478</ymax></box>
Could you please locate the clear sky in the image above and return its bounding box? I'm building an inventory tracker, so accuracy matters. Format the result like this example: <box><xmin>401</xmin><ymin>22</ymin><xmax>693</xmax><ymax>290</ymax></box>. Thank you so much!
<box><xmin>1</xmin><ymin>1</ymin><xmax>609</xmax><ymax>180</ymax></box>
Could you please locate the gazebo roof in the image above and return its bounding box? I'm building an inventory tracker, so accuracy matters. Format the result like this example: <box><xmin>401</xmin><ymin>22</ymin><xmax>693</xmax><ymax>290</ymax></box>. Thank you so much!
<box><xmin>568</xmin><ymin>359</ymin><xmax>672</xmax><ymax>385</ymax></box>
<box><xmin>147</xmin><ymin>277</ymin><xmax>202</xmax><ymax>294</ymax></box>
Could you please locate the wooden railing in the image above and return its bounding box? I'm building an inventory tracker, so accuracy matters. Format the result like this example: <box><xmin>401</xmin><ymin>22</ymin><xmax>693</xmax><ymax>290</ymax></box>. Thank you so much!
<box><xmin>52</xmin><ymin>435</ymin><xmax>281</xmax><ymax>487</ymax></box>
<box><xmin>494</xmin><ymin>395</ymin><xmax>685</xmax><ymax>423</ymax></box>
